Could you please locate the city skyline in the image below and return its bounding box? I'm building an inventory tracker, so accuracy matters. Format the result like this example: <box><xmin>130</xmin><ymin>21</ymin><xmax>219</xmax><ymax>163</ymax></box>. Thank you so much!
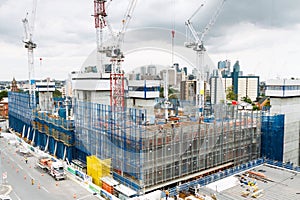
<box><xmin>1</xmin><ymin>0</ymin><xmax>300</xmax><ymax>81</ymax></box>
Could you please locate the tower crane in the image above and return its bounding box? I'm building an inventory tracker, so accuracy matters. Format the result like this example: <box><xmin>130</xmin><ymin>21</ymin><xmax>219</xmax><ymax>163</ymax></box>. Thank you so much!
<box><xmin>93</xmin><ymin>0</ymin><xmax>137</xmax><ymax>108</ymax></box>
<box><xmin>93</xmin><ymin>0</ymin><xmax>107</xmax><ymax>76</ymax></box>
<box><xmin>22</xmin><ymin>0</ymin><xmax>38</xmax><ymax>108</ymax></box>
<box><xmin>185</xmin><ymin>0</ymin><xmax>226</xmax><ymax>116</ymax></box>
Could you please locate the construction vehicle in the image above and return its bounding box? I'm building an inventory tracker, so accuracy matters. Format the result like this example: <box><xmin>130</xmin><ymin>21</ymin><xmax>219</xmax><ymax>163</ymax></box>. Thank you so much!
<box><xmin>37</xmin><ymin>157</ymin><xmax>66</xmax><ymax>180</ymax></box>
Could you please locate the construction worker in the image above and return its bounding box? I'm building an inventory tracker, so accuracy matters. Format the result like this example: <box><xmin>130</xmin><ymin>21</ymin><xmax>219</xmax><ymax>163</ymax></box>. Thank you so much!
<box><xmin>31</xmin><ymin>178</ymin><xmax>34</xmax><ymax>185</ymax></box>
<box><xmin>165</xmin><ymin>190</ymin><xmax>169</xmax><ymax>200</ymax></box>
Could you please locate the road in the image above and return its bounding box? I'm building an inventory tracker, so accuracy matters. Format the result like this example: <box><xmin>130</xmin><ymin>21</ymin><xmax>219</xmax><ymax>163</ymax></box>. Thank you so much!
<box><xmin>0</xmin><ymin>134</ymin><xmax>99</xmax><ymax>200</ymax></box>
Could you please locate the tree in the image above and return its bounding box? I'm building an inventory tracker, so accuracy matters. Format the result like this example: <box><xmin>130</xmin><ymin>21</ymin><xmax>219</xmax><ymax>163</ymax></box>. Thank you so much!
<box><xmin>53</xmin><ymin>89</ymin><xmax>62</xmax><ymax>98</ymax></box>
<box><xmin>241</xmin><ymin>96</ymin><xmax>252</xmax><ymax>104</ymax></box>
<box><xmin>226</xmin><ymin>86</ymin><xmax>237</xmax><ymax>100</ymax></box>
<box><xmin>159</xmin><ymin>87</ymin><xmax>179</xmax><ymax>99</ymax></box>
<box><xmin>0</xmin><ymin>90</ymin><xmax>8</xmax><ymax>101</ymax></box>
<box><xmin>159</xmin><ymin>87</ymin><xmax>164</xmax><ymax>98</ymax></box>
<box><xmin>252</xmin><ymin>105</ymin><xmax>259</xmax><ymax>111</ymax></box>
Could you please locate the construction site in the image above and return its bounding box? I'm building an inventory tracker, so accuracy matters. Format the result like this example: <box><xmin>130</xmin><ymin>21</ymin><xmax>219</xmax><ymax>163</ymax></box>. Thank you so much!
<box><xmin>69</xmin><ymin>0</ymin><xmax>261</xmax><ymax>193</ymax></box>
<box><xmin>5</xmin><ymin>0</ymin><xmax>272</xmax><ymax>198</ymax></box>
<box><xmin>73</xmin><ymin>99</ymin><xmax>262</xmax><ymax>193</ymax></box>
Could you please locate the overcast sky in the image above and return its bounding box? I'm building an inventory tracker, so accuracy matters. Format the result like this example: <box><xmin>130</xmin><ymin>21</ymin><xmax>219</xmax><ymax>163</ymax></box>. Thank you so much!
<box><xmin>1</xmin><ymin>0</ymin><xmax>300</xmax><ymax>81</ymax></box>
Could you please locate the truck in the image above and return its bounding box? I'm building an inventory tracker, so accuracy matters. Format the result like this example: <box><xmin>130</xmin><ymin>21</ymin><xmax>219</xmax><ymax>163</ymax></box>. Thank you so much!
<box><xmin>37</xmin><ymin>157</ymin><xmax>66</xmax><ymax>181</ymax></box>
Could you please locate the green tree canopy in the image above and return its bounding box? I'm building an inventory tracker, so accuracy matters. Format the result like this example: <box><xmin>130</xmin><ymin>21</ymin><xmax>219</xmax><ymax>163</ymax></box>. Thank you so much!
<box><xmin>0</xmin><ymin>90</ymin><xmax>8</xmax><ymax>101</ymax></box>
<box><xmin>53</xmin><ymin>89</ymin><xmax>62</xmax><ymax>98</ymax></box>
<box><xmin>226</xmin><ymin>86</ymin><xmax>237</xmax><ymax>101</ymax></box>
<box><xmin>160</xmin><ymin>87</ymin><xmax>179</xmax><ymax>99</ymax></box>
<box><xmin>241</xmin><ymin>96</ymin><xmax>252</xmax><ymax>104</ymax></box>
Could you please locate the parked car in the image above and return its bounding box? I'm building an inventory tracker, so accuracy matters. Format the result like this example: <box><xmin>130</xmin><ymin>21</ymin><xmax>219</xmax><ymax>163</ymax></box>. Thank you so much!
<box><xmin>0</xmin><ymin>195</ymin><xmax>12</xmax><ymax>200</ymax></box>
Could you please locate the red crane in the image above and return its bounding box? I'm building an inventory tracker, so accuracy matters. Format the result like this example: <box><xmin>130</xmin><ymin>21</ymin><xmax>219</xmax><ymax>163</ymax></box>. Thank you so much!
<box><xmin>93</xmin><ymin>0</ymin><xmax>137</xmax><ymax>109</ymax></box>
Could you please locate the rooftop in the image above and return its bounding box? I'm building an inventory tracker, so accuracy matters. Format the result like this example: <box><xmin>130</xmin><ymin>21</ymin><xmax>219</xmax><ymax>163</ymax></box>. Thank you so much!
<box><xmin>199</xmin><ymin>164</ymin><xmax>300</xmax><ymax>200</ymax></box>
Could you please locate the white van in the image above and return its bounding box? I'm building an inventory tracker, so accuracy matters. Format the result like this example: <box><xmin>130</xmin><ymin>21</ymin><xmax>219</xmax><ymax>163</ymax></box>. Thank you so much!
<box><xmin>0</xmin><ymin>195</ymin><xmax>12</xmax><ymax>200</ymax></box>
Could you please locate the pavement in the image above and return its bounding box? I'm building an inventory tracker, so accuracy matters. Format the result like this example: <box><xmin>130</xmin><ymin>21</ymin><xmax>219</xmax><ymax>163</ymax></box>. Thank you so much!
<box><xmin>0</xmin><ymin>184</ymin><xmax>12</xmax><ymax>196</ymax></box>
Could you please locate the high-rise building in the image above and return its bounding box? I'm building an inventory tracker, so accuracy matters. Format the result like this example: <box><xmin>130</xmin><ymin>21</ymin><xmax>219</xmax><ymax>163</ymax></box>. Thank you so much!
<box><xmin>180</xmin><ymin>80</ymin><xmax>197</xmax><ymax>102</ymax></box>
<box><xmin>140</xmin><ymin>66</ymin><xmax>147</xmax><ymax>76</ymax></box>
<box><xmin>176</xmin><ymin>70</ymin><xmax>186</xmax><ymax>89</ymax></box>
<box><xmin>160</xmin><ymin>67</ymin><xmax>176</xmax><ymax>87</ymax></box>
<box><xmin>147</xmin><ymin>65</ymin><xmax>157</xmax><ymax>76</ymax></box>
<box><xmin>210</xmin><ymin>60</ymin><xmax>260</xmax><ymax>103</ymax></box>
<box><xmin>218</xmin><ymin>59</ymin><xmax>231</xmax><ymax>77</ymax></box>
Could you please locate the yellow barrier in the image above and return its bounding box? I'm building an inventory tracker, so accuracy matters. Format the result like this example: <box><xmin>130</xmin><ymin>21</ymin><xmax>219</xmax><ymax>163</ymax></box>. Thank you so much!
<box><xmin>87</xmin><ymin>155</ymin><xmax>111</xmax><ymax>186</ymax></box>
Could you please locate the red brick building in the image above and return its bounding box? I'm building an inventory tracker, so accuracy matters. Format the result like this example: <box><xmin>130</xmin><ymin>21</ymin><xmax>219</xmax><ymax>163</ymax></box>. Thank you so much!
<box><xmin>0</xmin><ymin>97</ymin><xmax>8</xmax><ymax>119</ymax></box>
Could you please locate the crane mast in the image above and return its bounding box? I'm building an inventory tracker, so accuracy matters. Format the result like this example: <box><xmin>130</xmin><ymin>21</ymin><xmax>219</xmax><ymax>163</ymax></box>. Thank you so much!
<box><xmin>94</xmin><ymin>0</ymin><xmax>107</xmax><ymax>76</ymax></box>
<box><xmin>185</xmin><ymin>0</ymin><xmax>226</xmax><ymax>117</ymax></box>
<box><xmin>93</xmin><ymin>0</ymin><xmax>137</xmax><ymax>109</ymax></box>
<box><xmin>22</xmin><ymin>0</ymin><xmax>37</xmax><ymax>108</ymax></box>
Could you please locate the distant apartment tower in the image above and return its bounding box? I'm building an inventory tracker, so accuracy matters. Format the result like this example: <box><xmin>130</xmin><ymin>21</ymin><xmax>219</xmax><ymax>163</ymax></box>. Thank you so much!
<box><xmin>210</xmin><ymin>60</ymin><xmax>259</xmax><ymax>104</ymax></box>
<box><xmin>140</xmin><ymin>66</ymin><xmax>147</xmax><ymax>75</ymax></box>
<box><xmin>176</xmin><ymin>70</ymin><xmax>186</xmax><ymax>89</ymax></box>
<box><xmin>263</xmin><ymin>79</ymin><xmax>300</xmax><ymax>165</ymax></box>
<box><xmin>160</xmin><ymin>67</ymin><xmax>176</xmax><ymax>87</ymax></box>
<box><xmin>210</xmin><ymin>70</ymin><xmax>227</xmax><ymax>104</ymax></box>
<box><xmin>180</xmin><ymin>80</ymin><xmax>197</xmax><ymax>102</ymax></box>
<box><xmin>218</xmin><ymin>60</ymin><xmax>231</xmax><ymax>77</ymax></box>
<box><xmin>147</xmin><ymin>65</ymin><xmax>157</xmax><ymax>75</ymax></box>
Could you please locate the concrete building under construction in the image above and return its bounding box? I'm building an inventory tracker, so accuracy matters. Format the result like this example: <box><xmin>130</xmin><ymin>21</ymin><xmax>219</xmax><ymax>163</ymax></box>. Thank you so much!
<box><xmin>8</xmin><ymin>72</ymin><xmax>261</xmax><ymax>196</ymax></box>
<box><xmin>7</xmin><ymin>0</ymin><xmax>264</xmax><ymax>197</ymax></box>
<box><xmin>72</xmin><ymin>94</ymin><xmax>261</xmax><ymax>193</ymax></box>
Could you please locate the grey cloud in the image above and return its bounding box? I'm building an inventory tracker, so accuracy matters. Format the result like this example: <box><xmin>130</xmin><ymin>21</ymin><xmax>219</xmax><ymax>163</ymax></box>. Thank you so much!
<box><xmin>216</xmin><ymin>0</ymin><xmax>300</xmax><ymax>30</ymax></box>
<box><xmin>1</xmin><ymin>0</ymin><xmax>300</xmax><ymax>81</ymax></box>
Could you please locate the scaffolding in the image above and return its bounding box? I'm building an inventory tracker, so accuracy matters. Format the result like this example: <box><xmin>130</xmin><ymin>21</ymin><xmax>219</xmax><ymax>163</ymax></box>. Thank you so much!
<box><xmin>261</xmin><ymin>113</ymin><xmax>284</xmax><ymax>162</ymax></box>
<box><xmin>8</xmin><ymin>92</ymin><xmax>33</xmax><ymax>132</ymax></box>
<box><xmin>32</xmin><ymin>111</ymin><xmax>75</xmax><ymax>159</ymax></box>
<box><xmin>73</xmin><ymin>99</ymin><xmax>261</xmax><ymax>192</ymax></box>
<box><xmin>8</xmin><ymin>92</ymin><xmax>74</xmax><ymax>161</ymax></box>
